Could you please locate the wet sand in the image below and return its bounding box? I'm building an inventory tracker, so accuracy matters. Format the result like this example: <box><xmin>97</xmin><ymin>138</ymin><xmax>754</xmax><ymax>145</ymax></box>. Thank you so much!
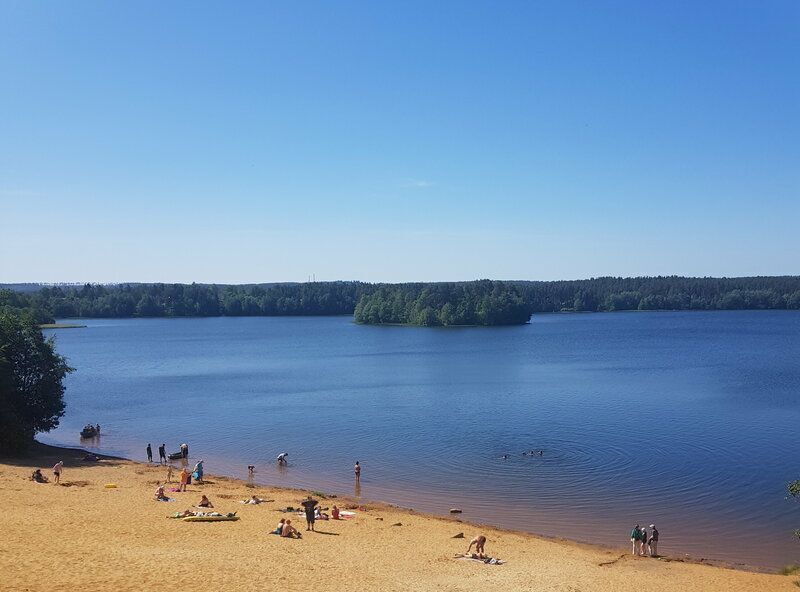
<box><xmin>1</xmin><ymin>444</ymin><xmax>792</xmax><ymax>592</ymax></box>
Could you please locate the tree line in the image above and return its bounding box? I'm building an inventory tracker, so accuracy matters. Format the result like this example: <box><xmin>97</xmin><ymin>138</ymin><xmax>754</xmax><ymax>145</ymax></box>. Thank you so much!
<box><xmin>2</xmin><ymin>275</ymin><xmax>800</xmax><ymax>327</ymax></box>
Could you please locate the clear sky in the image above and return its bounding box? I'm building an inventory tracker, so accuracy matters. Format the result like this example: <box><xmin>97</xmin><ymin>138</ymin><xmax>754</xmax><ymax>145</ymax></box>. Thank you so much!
<box><xmin>1</xmin><ymin>1</ymin><xmax>798</xmax><ymax>284</ymax></box>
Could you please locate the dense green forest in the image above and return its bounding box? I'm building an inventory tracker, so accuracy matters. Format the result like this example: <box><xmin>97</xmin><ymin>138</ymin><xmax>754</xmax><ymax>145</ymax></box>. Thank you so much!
<box><xmin>354</xmin><ymin>281</ymin><xmax>530</xmax><ymax>326</ymax></box>
<box><xmin>2</xmin><ymin>276</ymin><xmax>800</xmax><ymax>327</ymax></box>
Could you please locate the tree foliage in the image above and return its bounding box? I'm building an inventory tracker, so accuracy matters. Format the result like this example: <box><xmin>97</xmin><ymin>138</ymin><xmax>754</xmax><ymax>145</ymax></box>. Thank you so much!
<box><xmin>354</xmin><ymin>281</ymin><xmax>531</xmax><ymax>326</ymax></box>
<box><xmin>2</xmin><ymin>276</ymin><xmax>800</xmax><ymax>324</ymax></box>
<box><xmin>0</xmin><ymin>309</ymin><xmax>73</xmax><ymax>451</ymax></box>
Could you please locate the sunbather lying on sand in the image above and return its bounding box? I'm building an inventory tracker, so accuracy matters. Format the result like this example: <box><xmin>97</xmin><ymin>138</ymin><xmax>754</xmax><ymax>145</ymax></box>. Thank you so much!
<box><xmin>242</xmin><ymin>495</ymin><xmax>264</xmax><ymax>504</ymax></box>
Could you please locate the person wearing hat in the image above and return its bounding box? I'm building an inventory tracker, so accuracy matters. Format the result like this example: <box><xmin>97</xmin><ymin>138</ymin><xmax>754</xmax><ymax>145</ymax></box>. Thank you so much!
<box><xmin>647</xmin><ymin>524</ymin><xmax>659</xmax><ymax>556</ymax></box>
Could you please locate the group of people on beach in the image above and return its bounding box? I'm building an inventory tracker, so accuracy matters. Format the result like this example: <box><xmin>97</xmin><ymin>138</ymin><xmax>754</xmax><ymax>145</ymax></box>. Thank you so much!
<box><xmin>630</xmin><ymin>524</ymin><xmax>659</xmax><ymax>556</ymax></box>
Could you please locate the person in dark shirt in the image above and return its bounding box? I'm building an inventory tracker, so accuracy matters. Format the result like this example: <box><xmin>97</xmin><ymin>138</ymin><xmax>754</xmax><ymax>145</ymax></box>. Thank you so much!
<box><xmin>301</xmin><ymin>496</ymin><xmax>318</xmax><ymax>531</ymax></box>
<box><xmin>630</xmin><ymin>524</ymin><xmax>641</xmax><ymax>555</ymax></box>
<box><xmin>158</xmin><ymin>443</ymin><xmax>167</xmax><ymax>464</ymax></box>
<box><xmin>146</xmin><ymin>443</ymin><xmax>153</xmax><ymax>463</ymax></box>
<box><xmin>648</xmin><ymin>524</ymin><xmax>659</xmax><ymax>556</ymax></box>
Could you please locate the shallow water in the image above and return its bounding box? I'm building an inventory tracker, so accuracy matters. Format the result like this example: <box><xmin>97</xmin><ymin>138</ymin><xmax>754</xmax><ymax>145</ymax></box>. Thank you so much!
<box><xmin>41</xmin><ymin>311</ymin><xmax>800</xmax><ymax>569</ymax></box>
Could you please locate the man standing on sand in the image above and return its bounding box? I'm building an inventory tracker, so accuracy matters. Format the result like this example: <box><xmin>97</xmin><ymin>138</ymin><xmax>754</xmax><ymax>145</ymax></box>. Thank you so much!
<box><xmin>467</xmin><ymin>535</ymin><xmax>487</xmax><ymax>558</ymax></box>
<box><xmin>354</xmin><ymin>461</ymin><xmax>361</xmax><ymax>482</ymax></box>
<box><xmin>301</xmin><ymin>496</ymin><xmax>318</xmax><ymax>531</ymax></box>
<box><xmin>648</xmin><ymin>524</ymin><xmax>659</xmax><ymax>556</ymax></box>
<box><xmin>52</xmin><ymin>461</ymin><xmax>64</xmax><ymax>484</ymax></box>
<box><xmin>630</xmin><ymin>524</ymin><xmax>641</xmax><ymax>555</ymax></box>
<box><xmin>146</xmin><ymin>443</ymin><xmax>153</xmax><ymax>463</ymax></box>
<box><xmin>158</xmin><ymin>443</ymin><xmax>167</xmax><ymax>464</ymax></box>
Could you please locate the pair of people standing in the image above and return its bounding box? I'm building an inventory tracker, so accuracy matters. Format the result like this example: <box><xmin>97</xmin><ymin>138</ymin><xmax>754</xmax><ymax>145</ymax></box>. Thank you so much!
<box><xmin>145</xmin><ymin>443</ymin><xmax>167</xmax><ymax>464</ymax></box>
<box><xmin>629</xmin><ymin>524</ymin><xmax>659</xmax><ymax>556</ymax></box>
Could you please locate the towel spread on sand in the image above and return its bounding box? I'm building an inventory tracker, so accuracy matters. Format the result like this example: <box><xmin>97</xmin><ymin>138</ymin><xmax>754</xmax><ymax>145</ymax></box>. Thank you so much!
<box><xmin>454</xmin><ymin>554</ymin><xmax>505</xmax><ymax>565</ymax></box>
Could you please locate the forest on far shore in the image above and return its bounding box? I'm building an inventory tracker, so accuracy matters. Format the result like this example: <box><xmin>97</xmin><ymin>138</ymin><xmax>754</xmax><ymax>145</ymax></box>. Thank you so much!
<box><xmin>2</xmin><ymin>275</ymin><xmax>800</xmax><ymax>327</ymax></box>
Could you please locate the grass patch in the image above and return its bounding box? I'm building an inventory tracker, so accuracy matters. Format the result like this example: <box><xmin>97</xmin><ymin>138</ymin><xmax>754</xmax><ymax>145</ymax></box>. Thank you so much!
<box><xmin>781</xmin><ymin>564</ymin><xmax>800</xmax><ymax>576</ymax></box>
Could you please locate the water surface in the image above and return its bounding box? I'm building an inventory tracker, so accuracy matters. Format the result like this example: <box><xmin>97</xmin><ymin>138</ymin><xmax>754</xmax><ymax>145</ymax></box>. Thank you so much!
<box><xmin>42</xmin><ymin>311</ymin><xmax>800</xmax><ymax>569</ymax></box>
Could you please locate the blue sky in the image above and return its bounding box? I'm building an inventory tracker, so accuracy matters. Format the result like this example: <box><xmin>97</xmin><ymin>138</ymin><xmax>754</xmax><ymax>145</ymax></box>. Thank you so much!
<box><xmin>1</xmin><ymin>1</ymin><xmax>798</xmax><ymax>283</ymax></box>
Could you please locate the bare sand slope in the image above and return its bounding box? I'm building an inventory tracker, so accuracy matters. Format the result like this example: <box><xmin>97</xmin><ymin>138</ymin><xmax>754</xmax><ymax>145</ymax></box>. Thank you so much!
<box><xmin>0</xmin><ymin>446</ymin><xmax>789</xmax><ymax>592</ymax></box>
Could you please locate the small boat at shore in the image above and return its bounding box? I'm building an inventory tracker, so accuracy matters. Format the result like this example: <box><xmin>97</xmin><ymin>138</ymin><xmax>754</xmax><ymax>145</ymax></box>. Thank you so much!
<box><xmin>168</xmin><ymin>452</ymin><xmax>184</xmax><ymax>460</ymax></box>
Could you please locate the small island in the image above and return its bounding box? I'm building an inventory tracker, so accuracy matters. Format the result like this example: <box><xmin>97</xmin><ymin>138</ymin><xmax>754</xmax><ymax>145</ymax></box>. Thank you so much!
<box><xmin>354</xmin><ymin>280</ymin><xmax>531</xmax><ymax>326</ymax></box>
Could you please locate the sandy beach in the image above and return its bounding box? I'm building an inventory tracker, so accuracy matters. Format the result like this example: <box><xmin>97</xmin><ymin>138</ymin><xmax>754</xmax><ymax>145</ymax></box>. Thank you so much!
<box><xmin>0</xmin><ymin>444</ymin><xmax>791</xmax><ymax>592</ymax></box>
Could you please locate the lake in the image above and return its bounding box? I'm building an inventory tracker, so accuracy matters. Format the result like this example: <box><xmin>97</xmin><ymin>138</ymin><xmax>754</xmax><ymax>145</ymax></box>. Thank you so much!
<box><xmin>41</xmin><ymin>311</ymin><xmax>800</xmax><ymax>570</ymax></box>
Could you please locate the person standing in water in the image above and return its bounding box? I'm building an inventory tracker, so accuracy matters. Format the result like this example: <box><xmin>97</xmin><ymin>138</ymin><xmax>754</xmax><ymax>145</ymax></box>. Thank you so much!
<box><xmin>630</xmin><ymin>524</ymin><xmax>641</xmax><ymax>555</ymax></box>
<box><xmin>277</xmin><ymin>452</ymin><xmax>288</xmax><ymax>466</ymax></box>
<box><xmin>648</xmin><ymin>524</ymin><xmax>659</xmax><ymax>556</ymax></box>
<box><xmin>354</xmin><ymin>461</ymin><xmax>361</xmax><ymax>482</ymax></box>
<box><xmin>158</xmin><ymin>443</ymin><xmax>167</xmax><ymax>465</ymax></box>
<box><xmin>146</xmin><ymin>443</ymin><xmax>153</xmax><ymax>463</ymax></box>
<box><xmin>180</xmin><ymin>443</ymin><xmax>189</xmax><ymax>459</ymax></box>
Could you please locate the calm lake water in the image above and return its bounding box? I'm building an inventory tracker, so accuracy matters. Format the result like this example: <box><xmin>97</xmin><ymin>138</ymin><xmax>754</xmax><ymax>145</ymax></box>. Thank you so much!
<box><xmin>42</xmin><ymin>311</ymin><xmax>800</xmax><ymax>569</ymax></box>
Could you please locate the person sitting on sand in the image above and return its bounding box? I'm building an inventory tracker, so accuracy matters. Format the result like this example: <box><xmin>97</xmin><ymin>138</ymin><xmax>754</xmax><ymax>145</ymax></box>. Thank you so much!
<box><xmin>197</xmin><ymin>495</ymin><xmax>213</xmax><ymax>508</ymax></box>
<box><xmin>273</xmin><ymin>518</ymin><xmax>286</xmax><ymax>534</ymax></box>
<box><xmin>244</xmin><ymin>495</ymin><xmax>263</xmax><ymax>505</ymax></box>
<box><xmin>466</xmin><ymin>535</ymin><xmax>487</xmax><ymax>559</ymax></box>
<box><xmin>315</xmin><ymin>507</ymin><xmax>329</xmax><ymax>520</ymax></box>
<box><xmin>331</xmin><ymin>505</ymin><xmax>340</xmax><ymax>520</ymax></box>
<box><xmin>31</xmin><ymin>469</ymin><xmax>48</xmax><ymax>483</ymax></box>
<box><xmin>281</xmin><ymin>519</ymin><xmax>301</xmax><ymax>538</ymax></box>
<box><xmin>154</xmin><ymin>484</ymin><xmax>169</xmax><ymax>501</ymax></box>
<box><xmin>52</xmin><ymin>461</ymin><xmax>64</xmax><ymax>484</ymax></box>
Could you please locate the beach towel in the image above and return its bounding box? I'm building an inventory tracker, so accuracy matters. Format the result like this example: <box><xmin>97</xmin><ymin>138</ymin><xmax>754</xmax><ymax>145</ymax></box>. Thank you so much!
<box><xmin>454</xmin><ymin>554</ymin><xmax>505</xmax><ymax>565</ymax></box>
<box><xmin>156</xmin><ymin>497</ymin><xmax>176</xmax><ymax>502</ymax></box>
